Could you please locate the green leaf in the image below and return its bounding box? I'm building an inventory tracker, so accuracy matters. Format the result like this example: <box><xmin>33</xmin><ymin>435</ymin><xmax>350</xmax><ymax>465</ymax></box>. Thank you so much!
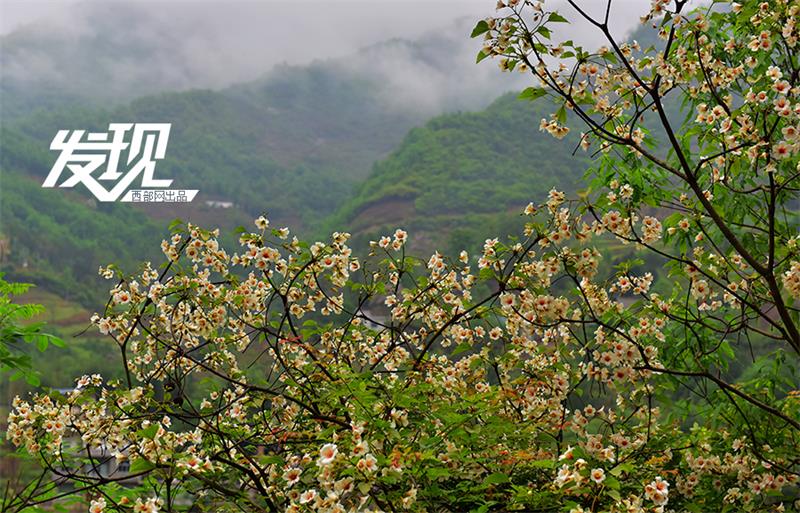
<box><xmin>548</xmin><ymin>12</ymin><xmax>568</xmax><ymax>23</ymax></box>
<box><xmin>129</xmin><ymin>458</ymin><xmax>155</xmax><ymax>474</ymax></box>
<box><xmin>476</xmin><ymin>50</ymin><xmax>490</xmax><ymax>64</ymax></box>
<box><xmin>471</xmin><ymin>20</ymin><xmax>490</xmax><ymax>38</ymax></box>
<box><xmin>483</xmin><ymin>472</ymin><xmax>510</xmax><ymax>485</ymax></box>
<box><xmin>604</xmin><ymin>475</ymin><xmax>621</xmax><ymax>490</ymax></box>
<box><xmin>529</xmin><ymin>459</ymin><xmax>555</xmax><ymax>469</ymax></box>
<box><xmin>479</xmin><ymin>267</ymin><xmax>495</xmax><ymax>280</ymax></box>
<box><xmin>556</xmin><ymin>104</ymin><xmax>567</xmax><ymax>124</ymax></box>
<box><xmin>168</xmin><ymin>218</ymin><xmax>185</xmax><ymax>232</ymax></box>
<box><xmin>25</xmin><ymin>372</ymin><xmax>41</xmax><ymax>387</ymax></box>
<box><xmin>518</xmin><ymin>87</ymin><xmax>548</xmax><ymax>101</ymax></box>
<box><xmin>137</xmin><ymin>424</ymin><xmax>159</xmax><ymax>440</ymax></box>
<box><xmin>720</xmin><ymin>341</ymin><xmax>735</xmax><ymax>360</ymax></box>
<box><xmin>610</xmin><ymin>462</ymin><xmax>634</xmax><ymax>476</ymax></box>
<box><xmin>426</xmin><ymin>467</ymin><xmax>451</xmax><ymax>479</ymax></box>
<box><xmin>452</xmin><ymin>342</ymin><xmax>473</xmax><ymax>356</ymax></box>
<box><xmin>261</xmin><ymin>455</ymin><xmax>285</xmax><ymax>466</ymax></box>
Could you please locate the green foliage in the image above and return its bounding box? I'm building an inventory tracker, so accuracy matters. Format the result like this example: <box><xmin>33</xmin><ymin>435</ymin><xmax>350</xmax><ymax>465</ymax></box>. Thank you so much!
<box><xmin>0</xmin><ymin>275</ymin><xmax>63</xmax><ymax>386</ymax></box>
<box><xmin>0</xmin><ymin>63</ymin><xmax>434</xmax><ymax>315</ymax></box>
<box><xmin>0</xmin><ymin>169</ymin><xmax>165</xmax><ymax>306</ymax></box>
<box><xmin>328</xmin><ymin>93</ymin><xmax>589</xmax><ymax>254</ymax></box>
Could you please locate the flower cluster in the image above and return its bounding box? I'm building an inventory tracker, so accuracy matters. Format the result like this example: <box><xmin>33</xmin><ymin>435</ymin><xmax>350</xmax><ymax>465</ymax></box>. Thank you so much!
<box><xmin>7</xmin><ymin>200</ymin><xmax>798</xmax><ymax>512</ymax></box>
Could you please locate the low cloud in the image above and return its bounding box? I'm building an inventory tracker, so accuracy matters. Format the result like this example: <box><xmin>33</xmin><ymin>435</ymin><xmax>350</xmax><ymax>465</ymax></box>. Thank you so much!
<box><xmin>1</xmin><ymin>1</ymin><xmax>658</xmax><ymax>113</ymax></box>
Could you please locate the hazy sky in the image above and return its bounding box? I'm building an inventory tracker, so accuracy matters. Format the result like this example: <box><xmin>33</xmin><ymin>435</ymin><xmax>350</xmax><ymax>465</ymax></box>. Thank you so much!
<box><xmin>0</xmin><ymin>0</ymin><xmax>654</xmax><ymax>37</ymax></box>
<box><xmin>0</xmin><ymin>0</ymin><xmax>671</xmax><ymax>112</ymax></box>
<box><xmin>0</xmin><ymin>1</ymin><xmax>653</xmax><ymax>62</ymax></box>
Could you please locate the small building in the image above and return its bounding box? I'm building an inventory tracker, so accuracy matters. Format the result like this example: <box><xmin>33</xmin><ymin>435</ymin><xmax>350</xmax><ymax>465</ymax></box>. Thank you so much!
<box><xmin>204</xmin><ymin>200</ymin><xmax>234</xmax><ymax>209</ymax></box>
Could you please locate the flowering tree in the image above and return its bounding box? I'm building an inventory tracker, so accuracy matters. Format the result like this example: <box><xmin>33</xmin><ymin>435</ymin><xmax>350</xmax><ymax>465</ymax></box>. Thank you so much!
<box><xmin>6</xmin><ymin>1</ymin><xmax>800</xmax><ymax>512</ymax></box>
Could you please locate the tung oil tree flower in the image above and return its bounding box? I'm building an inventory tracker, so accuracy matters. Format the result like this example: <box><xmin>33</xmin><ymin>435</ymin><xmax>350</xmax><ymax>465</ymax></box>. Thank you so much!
<box><xmin>5</xmin><ymin>1</ymin><xmax>800</xmax><ymax>512</ymax></box>
<box><xmin>474</xmin><ymin>0</ymin><xmax>800</xmax><ymax>498</ymax></box>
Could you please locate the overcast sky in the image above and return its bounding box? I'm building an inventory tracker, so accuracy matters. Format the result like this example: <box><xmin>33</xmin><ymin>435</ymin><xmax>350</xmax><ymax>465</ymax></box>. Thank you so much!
<box><xmin>0</xmin><ymin>1</ymin><xmax>654</xmax><ymax>65</ymax></box>
<box><xmin>0</xmin><ymin>0</ymin><xmax>687</xmax><ymax>116</ymax></box>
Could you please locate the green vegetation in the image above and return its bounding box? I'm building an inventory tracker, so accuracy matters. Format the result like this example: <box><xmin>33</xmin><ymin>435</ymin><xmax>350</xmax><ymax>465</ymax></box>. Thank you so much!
<box><xmin>1</xmin><ymin>76</ymin><xmax>596</xmax><ymax>403</ymax></box>
<box><xmin>0</xmin><ymin>83</ymin><xmax>590</xmax><ymax>311</ymax></box>
<box><xmin>328</xmin><ymin>92</ymin><xmax>589</xmax><ymax>253</ymax></box>
<box><xmin>0</xmin><ymin>62</ymin><xmax>428</xmax><ymax>310</ymax></box>
<box><xmin>0</xmin><ymin>169</ymin><xmax>165</xmax><ymax>307</ymax></box>
<box><xmin>0</xmin><ymin>275</ymin><xmax>63</xmax><ymax>387</ymax></box>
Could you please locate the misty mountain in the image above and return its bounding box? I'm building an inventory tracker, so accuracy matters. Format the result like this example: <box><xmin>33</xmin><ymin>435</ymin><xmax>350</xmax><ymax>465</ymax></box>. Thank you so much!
<box><xmin>0</xmin><ymin>0</ymin><xmax>670</xmax><ymax>310</ymax></box>
<box><xmin>0</xmin><ymin>88</ymin><xmax>586</xmax><ymax>307</ymax></box>
<box><xmin>327</xmin><ymin>92</ymin><xmax>589</xmax><ymax>255</ymax></box>
<box><xmin>0</xmin><ymin>43</ymin><xmax>516</xmax><ymax>307</ymax></box>
<box><xmin>0</xmin><ymin>2</ymin><xmax>527</xmax><ymax>121</ymax></box>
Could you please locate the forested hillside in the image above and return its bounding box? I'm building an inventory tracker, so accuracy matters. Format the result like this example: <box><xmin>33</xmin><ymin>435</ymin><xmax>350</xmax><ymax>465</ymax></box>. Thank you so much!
<box><xmin>329</xmin><ymin>92</ymin><xmax>588</xmax><ymax>254</ymax></box>
<box><xmin>0</xmin><ymin>89</ymin><xmax>591</xmax><ymax>391</ymax></box>
<box><xmin>1</xmin><ymin>10</ymin><xmax>626</xmax><ymax>390</ymax></box>
<box><xmin>1</xmin><ymin>80</ymin><xmax>589</xmax><ymax>308</ymax></box>
<box><xmin>2</xmin><ymin>66</ymin><xmax>421</xmax><ymax>227</ymax></box>
<box><xmin>0</xmin><ymin>64</ymin><xmax>427</xmax><ymax>307</ymax></box>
